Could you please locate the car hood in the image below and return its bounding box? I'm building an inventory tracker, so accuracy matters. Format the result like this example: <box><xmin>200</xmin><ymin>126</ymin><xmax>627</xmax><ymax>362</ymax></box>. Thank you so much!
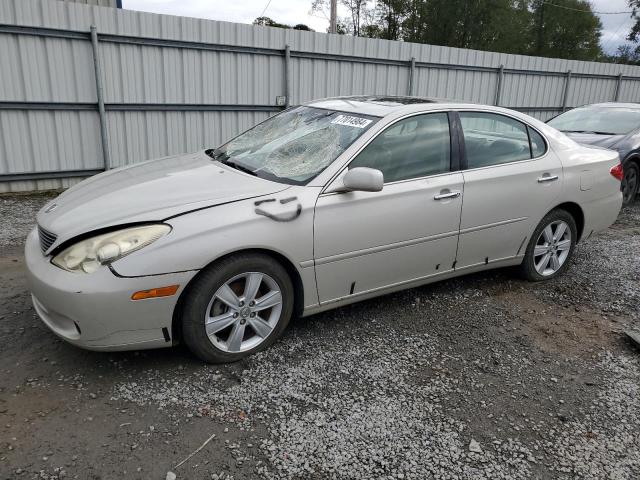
<box><xmin>563</xmin><ymin>132</ymin><xmax>625</xmax><ymax>149</ymax></box>
<box><xmin>37</xmin><ymin>151</ymin><xmax>290</xmax><ymax>243</ymax></box>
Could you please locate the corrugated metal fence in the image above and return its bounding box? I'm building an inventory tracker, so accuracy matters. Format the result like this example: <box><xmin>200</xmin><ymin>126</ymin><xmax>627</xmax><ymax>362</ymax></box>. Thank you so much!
<box><xmin>63</xmin><ymin>0</ymin><xmax>119</xmax><ymax>8</ymax></box>
<box><xmin>1</xmin><ymin>0</ymin><xmax>640</xmax><ymax>192</ymax></box>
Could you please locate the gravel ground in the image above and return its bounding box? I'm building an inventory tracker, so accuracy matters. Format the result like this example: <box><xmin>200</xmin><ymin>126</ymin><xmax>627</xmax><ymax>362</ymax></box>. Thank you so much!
<box><xmin>0</xmin><ymin>193</ymin><xmax>57</xmax><ymax>255</ymax></box>
<box><xmin>0</xmin><ymin>193</ymin><xmax>638</xmax><ymax>479</ymax></box>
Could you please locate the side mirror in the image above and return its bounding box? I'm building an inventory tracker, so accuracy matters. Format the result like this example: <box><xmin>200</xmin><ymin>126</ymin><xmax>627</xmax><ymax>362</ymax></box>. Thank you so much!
<box><xmin>329</xmin><ymin>167</ymin><xmax>384</xmax><ymax>193</ymax></box>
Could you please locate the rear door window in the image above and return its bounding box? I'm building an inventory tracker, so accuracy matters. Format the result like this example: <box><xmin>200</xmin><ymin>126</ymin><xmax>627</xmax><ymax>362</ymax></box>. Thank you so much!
<box><xmin>459</xmin><ymin>112</ymin><xmax>537</xmax><ymax>169</ymax></box>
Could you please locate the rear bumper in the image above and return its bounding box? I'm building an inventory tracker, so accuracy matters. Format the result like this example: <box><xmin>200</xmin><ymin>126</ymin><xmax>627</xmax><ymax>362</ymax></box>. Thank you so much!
<box><xmin>24</xmin><ymin>228</ymin><xmax>197</xmax><ymax>351</ymax></box>
<box><xmin>582</xmin><ymin>191</ymin><xmax>623</xmax><ymax>239</ymax></box>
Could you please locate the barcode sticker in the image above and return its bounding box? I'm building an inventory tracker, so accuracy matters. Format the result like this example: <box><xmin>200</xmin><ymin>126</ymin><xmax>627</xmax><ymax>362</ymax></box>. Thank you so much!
<box><xmin>331</xmin><ymin>114</ymin><xmax>372</xmax><ymax>129</ymax></box>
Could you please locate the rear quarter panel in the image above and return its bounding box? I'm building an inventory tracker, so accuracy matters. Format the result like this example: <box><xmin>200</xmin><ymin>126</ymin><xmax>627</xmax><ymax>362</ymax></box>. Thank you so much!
<box><xmin>553</xmin><ymin>143</ymin><xmax>622</xmax><ymax>237</ymax></box>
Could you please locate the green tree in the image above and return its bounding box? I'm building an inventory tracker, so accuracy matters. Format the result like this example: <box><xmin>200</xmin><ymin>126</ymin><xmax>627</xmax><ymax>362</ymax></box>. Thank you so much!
<box><xmin>492</xmin><ymin>0</ymin><xmax>532</xmax><ymax>54</ymax></box>
<box><xmin>374</xmin><ymin>0</ymin><xmax>408</xmax><ymax>40</ymax></box>
<box><xmin>253</xmin><ymin>17</ymin><xmax>313</xmax><ymax>31</ymax></box>
<box><xmin>612</xmin><ymin>44</ymin><xmax>640</xmax><ymax>65</ymax></box>
<box><xmin>629</xmin><ymin>0</ymin><xmax>640</xmax><ymax>42</ymax></box>
<box><xmin>402</xmin><ymin>0</ymin><xmax>529</xmax><ymax>52</ymax></box>
<box><xmin>529</xmin><ymin>0</ymin><xmax>602</xmax><ymax>60</ymax></box>
<box><xmin>253</xmin><ymin>16</ymin><xmax>290</xmax><ymax>28</ymax></box>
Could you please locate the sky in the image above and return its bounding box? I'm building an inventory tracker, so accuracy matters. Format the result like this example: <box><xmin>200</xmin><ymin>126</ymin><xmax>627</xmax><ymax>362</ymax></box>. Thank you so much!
<box><xmin>122</xmin><ymin>0</ymin><xmax>637</xmax><ymax>55</ymax></box>
<box><xmin>594</xmin><ymin>0</ymin><xmax>636</xmax><ymax>54</ymax></box>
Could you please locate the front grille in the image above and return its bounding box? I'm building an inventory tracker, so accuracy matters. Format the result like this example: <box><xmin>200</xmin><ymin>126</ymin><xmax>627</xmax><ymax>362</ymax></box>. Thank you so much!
<box><xmin>38</xmin><ymin>225</ymin><xmax>57</xmax><ymax>254</ymax></box>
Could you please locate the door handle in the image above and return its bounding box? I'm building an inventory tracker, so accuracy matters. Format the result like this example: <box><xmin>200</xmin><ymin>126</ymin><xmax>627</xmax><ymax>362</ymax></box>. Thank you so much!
<box><xmin>537</xmin><ymin>174</ymin><xmax>559</xmax><ymax>183</ymax></box>
<box><xmin>434</xmin><ymin>190</ymin><xmax>461</xmax><ymax>200</ymax></box>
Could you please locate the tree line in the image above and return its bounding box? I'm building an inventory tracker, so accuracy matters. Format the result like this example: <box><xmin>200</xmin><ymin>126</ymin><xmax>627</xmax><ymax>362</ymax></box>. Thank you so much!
<box><xmin>254</xmin><ymin>1</ymin><xmax>640</xmax><ymax>65</ymax></box>
<box><xmin>311</xmin><ymin>0</ymin><xmax>603</xmax><ymax>61</ymax></box>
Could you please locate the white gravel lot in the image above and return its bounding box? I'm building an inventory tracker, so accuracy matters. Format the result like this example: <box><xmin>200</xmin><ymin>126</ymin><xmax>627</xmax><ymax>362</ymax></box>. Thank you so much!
<box><xmin>0</xmin><ymin>193</ymin><xmax>55</xmax><ymax>253</ymax></box>
<box><xmin>1</xmin><ymin>194</ymin><xmax>639</xmax><ymax>479</ymax></box>
<box><xmin>113</xmin><ymin>321</ymin><xmax>640</xmax><ymax>479</ymax></box>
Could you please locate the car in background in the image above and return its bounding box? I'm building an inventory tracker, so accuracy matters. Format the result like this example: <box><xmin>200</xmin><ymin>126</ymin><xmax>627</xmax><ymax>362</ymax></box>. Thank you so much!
<box><xmin>26</xmin><ymin>97</ymin><xmax>623</xmax><ymax>363</ymax></box>
<box><xmin>547</xmin><ymin>103</ymin><xmax>640</xmax><ymax>205</ymax></box>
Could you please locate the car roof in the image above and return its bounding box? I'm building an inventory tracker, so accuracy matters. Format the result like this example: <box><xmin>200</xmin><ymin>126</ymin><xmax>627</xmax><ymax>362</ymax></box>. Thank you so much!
<box><xmin>302</xmin><ymin>96</ymin><xmax>555</xmax><ymax>136</ymax></box>
<box><xmin>303</xmin><ymin>96</ymin><xmax>565</xmax><ymax>136</ymax></box>
<box><xmin>304</xmin><ymin>95</ymin><xmax>446</xmax><ymax>117</ymax></box>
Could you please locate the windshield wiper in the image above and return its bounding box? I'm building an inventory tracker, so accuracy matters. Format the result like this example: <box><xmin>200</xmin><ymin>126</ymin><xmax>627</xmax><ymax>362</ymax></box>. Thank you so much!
<box><xmin>562</xmin><ymin>130</ymin><xmax>617</xmax><ymax>135</ymax></box>
<box><xmin>206</xmin><ymin>148</ymin><xmax>258</xmax><ymax>176</ymax></box>
<box><xmin>223</xmin><ymin>160</ymin><xmax>258</xmax><ymax>177</ymax></box>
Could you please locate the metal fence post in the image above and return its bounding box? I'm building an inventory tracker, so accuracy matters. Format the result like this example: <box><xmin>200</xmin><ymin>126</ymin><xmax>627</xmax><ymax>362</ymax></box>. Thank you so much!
<box><xmin>494</xmin><ymin>64</ymin><xmax>504</xmax><ymax>106</ymax></box>
<box><xmin>561</xmin><ymin>70</ymin><xmax>572</xmax><ymax>112</ymax></box>
<box><xmin>284</xmin><ymin>45</ymin><xmax>291</xmax><ymax>108</ymax></box>
<box><xmin>408</xmin><ymin>57</ymin><xmax>415</xmax><ymax>96</ymax></box>
<box><xmin>90</xmin><ymin>25</ymin><xmax>111</xmax><ymax>170</ymax></box>
<box><xmin>614</xmin><ymin>73</ymin><xmax>623</xmax><ymax>101</ymax></box>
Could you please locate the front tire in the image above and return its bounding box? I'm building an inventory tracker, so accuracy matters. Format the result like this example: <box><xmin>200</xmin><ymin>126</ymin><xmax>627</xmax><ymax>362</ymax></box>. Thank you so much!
<box><xmin>181</xmin><ymin>253</ymin><xmax>294</xmax><ymax>363</ymax></box>
<box><xmin>519</xmin><ymin>209</ymin><xmax>577</xmax><ymax>282</ymax></box>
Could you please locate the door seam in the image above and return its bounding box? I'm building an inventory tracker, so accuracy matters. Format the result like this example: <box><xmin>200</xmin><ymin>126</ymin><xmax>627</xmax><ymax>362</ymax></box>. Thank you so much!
<box><xmin>453</xmin><ymin>177</ymin><xmax>465</xmax><ymax>270</ymax></box>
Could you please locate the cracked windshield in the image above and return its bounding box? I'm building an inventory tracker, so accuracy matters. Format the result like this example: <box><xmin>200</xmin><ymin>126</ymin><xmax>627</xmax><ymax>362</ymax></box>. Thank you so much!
<box><xmin>210</xmin><ymin>106</ymin><xmax>378</xmax><ymax>184</ymax></box>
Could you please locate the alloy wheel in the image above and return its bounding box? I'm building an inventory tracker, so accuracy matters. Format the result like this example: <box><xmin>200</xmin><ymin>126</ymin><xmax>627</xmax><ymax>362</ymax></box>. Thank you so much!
<box><xmin>533</xmin><ymin>220</ymin><xmax>572</xmax><ymax>276</ymax></box>
<box><xmin>204</xmin><ymin>272</ymin><xmax>282</xmax><ymax>353</ymax></box>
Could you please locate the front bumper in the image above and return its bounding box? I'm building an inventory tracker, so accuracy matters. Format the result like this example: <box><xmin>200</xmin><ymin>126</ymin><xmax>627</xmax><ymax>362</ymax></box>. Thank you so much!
<box><xmin>24</xmin><ymin>228</ymin><xmax>197</xmax><ymax>351</ymax></box>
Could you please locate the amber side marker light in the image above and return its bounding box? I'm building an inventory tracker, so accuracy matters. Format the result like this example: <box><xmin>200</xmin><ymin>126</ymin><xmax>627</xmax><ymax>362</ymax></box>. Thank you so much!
<box><xmin>131</xmin><ymin>285</ymin><xmax>179</xmax><ymax>300</ymax></box>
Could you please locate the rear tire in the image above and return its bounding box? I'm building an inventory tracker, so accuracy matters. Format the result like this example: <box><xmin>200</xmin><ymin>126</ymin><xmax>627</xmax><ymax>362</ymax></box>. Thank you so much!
<box><xmin>622</xmin><ymin>161</ymin><xmax>639</xmax><ymax>206</ymax></box>
<box><xmin>519</xmin><ymin>209</ymin><xmax>577</xmax><ymax>282</ymax></box>
<box><xmin>181</xmin><ymin>253</ymin><xmax>294</xmax><ymax>363</ymax></box>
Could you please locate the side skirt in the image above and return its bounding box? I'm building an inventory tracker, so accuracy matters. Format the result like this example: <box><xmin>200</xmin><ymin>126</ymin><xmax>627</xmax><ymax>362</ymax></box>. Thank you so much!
<box><xmin>301</xmin><ymin>255</ymin><xmax>524</xmax><ymax>317</ymax></box>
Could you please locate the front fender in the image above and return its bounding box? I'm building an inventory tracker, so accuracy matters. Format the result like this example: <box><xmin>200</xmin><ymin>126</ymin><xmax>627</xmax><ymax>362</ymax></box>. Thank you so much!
<box><xmin>110</xmin><ymin>186</ymin><xmax>320</xmax><ymax>308</ymax></box>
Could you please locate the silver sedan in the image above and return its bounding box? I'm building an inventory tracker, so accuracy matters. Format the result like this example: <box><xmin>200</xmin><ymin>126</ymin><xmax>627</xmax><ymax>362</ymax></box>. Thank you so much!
<box><xmin>25</xmin><ymin>96</ymin><xmax>623</xmax><ymax>363</ymax></box>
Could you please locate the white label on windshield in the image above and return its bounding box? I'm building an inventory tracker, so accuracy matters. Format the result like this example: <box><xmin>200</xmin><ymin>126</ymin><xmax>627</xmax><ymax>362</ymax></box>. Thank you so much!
<box><xmin>331</xmin><ymin>114</ymin><xmax>372</xmax><ymax>129</ymax></box>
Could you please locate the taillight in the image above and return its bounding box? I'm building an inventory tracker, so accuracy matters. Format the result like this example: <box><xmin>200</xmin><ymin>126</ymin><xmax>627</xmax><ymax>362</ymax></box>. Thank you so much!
<box><xmin>610</xmin><ymin>163</ymin><xmax>624</xmax><ymax>181</ymax></box>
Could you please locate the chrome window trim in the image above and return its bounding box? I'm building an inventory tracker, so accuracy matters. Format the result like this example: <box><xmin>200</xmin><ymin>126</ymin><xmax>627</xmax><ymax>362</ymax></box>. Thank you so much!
<box><xmin>455</xmin><ymin>151</ymin><xmax>551</xmax><ymax>174</ymax></box>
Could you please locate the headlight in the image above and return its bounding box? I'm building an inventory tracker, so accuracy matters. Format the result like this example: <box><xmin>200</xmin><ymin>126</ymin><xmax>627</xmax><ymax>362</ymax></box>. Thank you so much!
<box><xmin>52</xmin><ymin>224</ymin><xmax>171</xmax><ymax>274</ymax></box>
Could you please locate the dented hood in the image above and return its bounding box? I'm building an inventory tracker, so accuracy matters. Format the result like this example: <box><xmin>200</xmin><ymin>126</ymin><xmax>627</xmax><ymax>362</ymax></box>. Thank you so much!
<box><xmin>37</xmin><ymin>151</ymin><xmax>289</xmax><ymax>243</ymax></box>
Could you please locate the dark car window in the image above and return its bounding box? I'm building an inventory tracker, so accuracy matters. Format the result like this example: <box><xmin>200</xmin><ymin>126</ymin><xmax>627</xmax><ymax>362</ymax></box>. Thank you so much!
<box><xmin>548</xmin><ymin>107</ymin><xmax>640</xmax><ymax>135</ymax></box>
<box><xmin>349</xmin><ymin>113</ymin><xmax>451</xmax><ymax>183</ymax></box>
<box><xmin>459</xmin><ymin>112</ymin><xmax>531</xmax><ymax>168</ymax></box>
<box><xmin>528</xmin><ymin>126</ymin><xmax>547</xmax><ymax>158</ymax></box>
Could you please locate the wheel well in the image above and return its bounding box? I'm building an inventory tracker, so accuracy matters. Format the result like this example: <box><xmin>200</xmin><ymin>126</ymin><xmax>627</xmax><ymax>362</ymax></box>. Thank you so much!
<box><xmin>171</xmin><ymin>249</ymin><xmax>305</xmax><ymax>343</ymax></box>
<box><xmin>553</xmin><ymin>202</ymin><xmax>585</xmax><ymax>242</ymax></box>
